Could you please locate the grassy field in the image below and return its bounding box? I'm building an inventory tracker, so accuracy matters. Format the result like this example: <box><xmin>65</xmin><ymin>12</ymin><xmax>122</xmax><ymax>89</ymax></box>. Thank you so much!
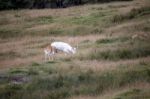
<box><xmin>0</xmin><ymin>0</ymin><xmax>150</xmax><ymax>99</ymax></box>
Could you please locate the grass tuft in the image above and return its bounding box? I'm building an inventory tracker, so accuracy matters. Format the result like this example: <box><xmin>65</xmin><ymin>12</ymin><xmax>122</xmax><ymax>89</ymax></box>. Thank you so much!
<box><xmin>31</xmin><ymin>62</ymin><xmax>40</xmax><ymax>67</ymax></box>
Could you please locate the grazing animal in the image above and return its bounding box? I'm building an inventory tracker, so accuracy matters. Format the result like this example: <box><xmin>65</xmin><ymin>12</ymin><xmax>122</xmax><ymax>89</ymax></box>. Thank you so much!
<box><xmin>44</xmin><ymin>41</ymin><xmax>76</xmax><ymax>61</ymax></box>
<box><xmin>51</xmin><ymin>41</ymin><xmax>76</xmax><ymax>55</ymax></box>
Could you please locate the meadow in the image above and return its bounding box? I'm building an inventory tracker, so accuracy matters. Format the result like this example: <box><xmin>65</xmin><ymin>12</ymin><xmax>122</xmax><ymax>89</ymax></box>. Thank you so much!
<box><xmin>0</xmin><ymin>0</ymin><xmax>150</xmax><ymax>99</ymax></box>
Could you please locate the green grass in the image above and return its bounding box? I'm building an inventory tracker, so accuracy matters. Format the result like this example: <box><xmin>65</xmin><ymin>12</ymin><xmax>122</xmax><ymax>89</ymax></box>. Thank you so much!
<box><xmin>9</xmin><ymin>69</ymin><xmax>28</xmax><ymax>75</ymax></box>
<box><xmin>31</xmin><ymin>62</ymin><xmax>40</xmax><ymax>67</ymax></box>
<box><xmin>27</xmin><ymin>16</ymin><xmax>54</xmax><ymax>24</ymax></box>
<box><xmin>0</xmin><ymin>84</ymin><xmax>23</xmax><ymax>99</ymax></box>
<box><xmin>0</xmin><ymin>62</ymin><xmax>149</xmax><ymax>99</ymax></box>
<box><xmin>66</xmin><ymin>26</ymin><xmax>103</xmax><ymax>36</ymax></box>
<box><xmin>67</xmin><ymin>10</ymin><xmax>115</xmax><ymax>27</ymax></box>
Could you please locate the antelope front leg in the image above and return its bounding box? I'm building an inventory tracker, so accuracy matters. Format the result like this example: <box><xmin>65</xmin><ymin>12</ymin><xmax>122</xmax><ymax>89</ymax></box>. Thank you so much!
<box><xmin>51</xmin><ymin>55</ymin><xmax>54</xmax><ymax>61</ymax></box>
<box><xmin>48</xmin><ymin>55</ymin><xmax>51</xmax><ymax>61</ymax></box>
<box><xmin>45</xmin><ymin>54</ymin><xmax>47</xmax><ymax>62</ymax></box>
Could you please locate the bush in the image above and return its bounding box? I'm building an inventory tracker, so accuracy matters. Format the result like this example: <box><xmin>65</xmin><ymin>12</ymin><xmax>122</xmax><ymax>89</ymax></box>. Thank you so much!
<box><xmin>0</xmin><ymin>0</ymin><xmax>133</xmax><ymax>10</ymax></box>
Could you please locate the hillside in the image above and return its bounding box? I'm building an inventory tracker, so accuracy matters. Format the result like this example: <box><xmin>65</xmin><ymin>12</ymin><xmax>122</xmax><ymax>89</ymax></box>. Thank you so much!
<box><xmin>0</xmin><ymin>0</ymin><xmax>150</xmax><ymax>99</ymax></box>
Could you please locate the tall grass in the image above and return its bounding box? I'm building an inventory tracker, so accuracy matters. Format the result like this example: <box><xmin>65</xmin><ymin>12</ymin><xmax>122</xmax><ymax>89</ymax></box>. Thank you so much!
<box><xmin>0</xmin><ymin>63</ymin><xmax>149</xmax><ymax>99</ymax></box>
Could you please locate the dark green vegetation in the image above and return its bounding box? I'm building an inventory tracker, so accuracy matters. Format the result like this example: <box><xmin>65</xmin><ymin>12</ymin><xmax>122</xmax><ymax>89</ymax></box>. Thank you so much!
<box><xmin>0</xmin><ymin>0</ymin><xmax>132</xmax><ymax>10</ymax></box>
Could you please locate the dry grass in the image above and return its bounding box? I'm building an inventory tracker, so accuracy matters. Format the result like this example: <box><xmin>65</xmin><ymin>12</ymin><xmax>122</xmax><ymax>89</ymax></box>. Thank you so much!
<box><xmin>0</xmin><ymin>0</ymin><xmax>150</xmax><ymax>99</ymax></box>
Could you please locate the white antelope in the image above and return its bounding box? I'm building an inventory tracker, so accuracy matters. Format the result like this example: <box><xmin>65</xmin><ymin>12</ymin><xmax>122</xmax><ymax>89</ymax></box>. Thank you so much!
<box><xmin>44</xmin><ymin>41</ymin><xmax>76</xmax><ymax>61</ymax></box>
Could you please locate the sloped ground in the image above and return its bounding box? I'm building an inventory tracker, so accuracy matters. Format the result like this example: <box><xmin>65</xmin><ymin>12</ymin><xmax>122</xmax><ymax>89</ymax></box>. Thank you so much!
<box><xmin>0</xmin><ymin>0</ymin><xmax>150</xmax><ymax>99</ymax></box>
